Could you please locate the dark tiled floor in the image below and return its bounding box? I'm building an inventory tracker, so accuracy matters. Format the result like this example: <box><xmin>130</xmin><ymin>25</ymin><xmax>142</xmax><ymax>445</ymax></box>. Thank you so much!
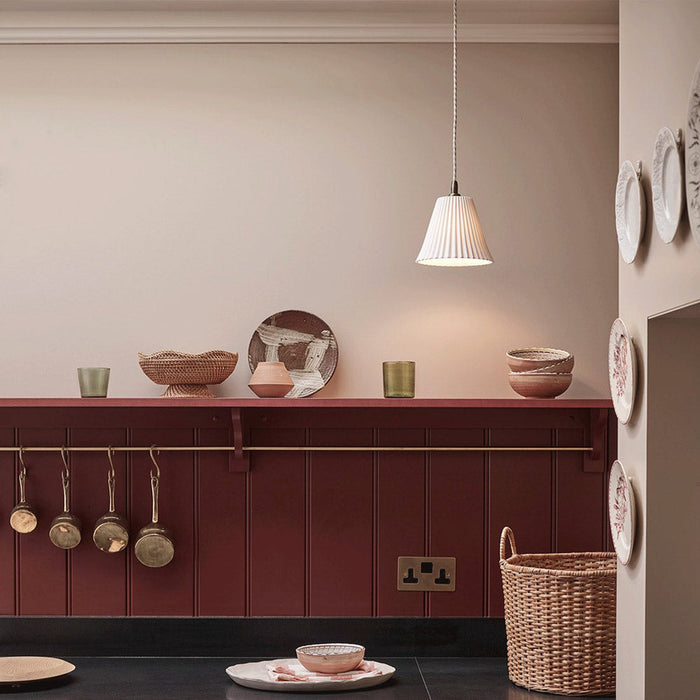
<box><xmin>416</xmin><ymin>658</ymin><xmax>615</xmax><ymax>699</ymax></box>
<box><xmin>0</xmin><ymin>657</ymin><xmax>615</xmax><ymax>698</ymax></box>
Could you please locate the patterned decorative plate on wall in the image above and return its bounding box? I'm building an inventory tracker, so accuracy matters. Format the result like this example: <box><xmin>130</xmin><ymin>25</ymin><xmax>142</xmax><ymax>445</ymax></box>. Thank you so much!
<box><xmin>686</xmin><ymin>59</ymin><xmax>700</xmax><ymax>246</ymax></box>
<box><xmin>608</xmin><ymin>460</ymin><xmax>636</xmax><ymax>566</ymax></box>
<box><xmin>248</xmin><ymin>310</ymin><xmax>338</xmax><ymax>398</ymax></box>
<box><xmin>608</xmin><ymin>317</ymin><xmax>637</xmax><ymax>425</ymax></box>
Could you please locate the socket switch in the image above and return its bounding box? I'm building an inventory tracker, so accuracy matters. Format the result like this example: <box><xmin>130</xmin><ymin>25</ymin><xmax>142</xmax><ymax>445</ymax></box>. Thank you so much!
<box><xmin>397</xmin><ymin>556</ymin><xmax>456</xmax><ymax>591</ymax></box>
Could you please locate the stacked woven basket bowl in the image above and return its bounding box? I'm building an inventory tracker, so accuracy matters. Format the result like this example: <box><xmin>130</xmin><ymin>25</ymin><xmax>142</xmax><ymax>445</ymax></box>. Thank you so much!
<box><xmin>507</xmin><ymin>348</ymin><xmax>573</xmax><ymax>399</ymax></box>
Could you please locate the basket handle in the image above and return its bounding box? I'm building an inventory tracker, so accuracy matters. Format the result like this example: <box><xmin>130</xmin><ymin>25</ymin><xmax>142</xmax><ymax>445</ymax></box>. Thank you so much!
<box><xmin>499</xmin><ymin>527</ymin><xmax>517</xmax><ymax>560</ymax></box>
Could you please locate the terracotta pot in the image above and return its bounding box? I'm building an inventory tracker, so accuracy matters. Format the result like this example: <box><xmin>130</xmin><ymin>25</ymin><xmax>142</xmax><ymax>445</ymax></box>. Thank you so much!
<box><xmin>248</xmin><ymin>362</ymin><xmax>295</xmax><ymax>398</ymax></box>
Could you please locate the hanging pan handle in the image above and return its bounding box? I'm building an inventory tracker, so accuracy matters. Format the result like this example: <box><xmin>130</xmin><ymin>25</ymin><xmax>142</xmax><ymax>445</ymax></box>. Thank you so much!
<box><xmin>106</xmin><ymin>447</ymin><xmax>117</xmax><ymax>514</ymax></box>
<box><xmin>149</xmin><ymin>446</ymin><xmax>160</xmax><ymax>524</ymax></box>
<box><xmin>60</xmin><ymin>447</ymin><xmax>71</xmax><ymax>513</ymax></box>
<box><xmin>17</xmin><ymin>447</ymin><xmax>28</xmax><ymax>503</ymax></box>
<box><xmin>150</xmin><ymin>473</ymin><xmax>160</xmax><ymax>524</ymax></box>
<box><xmin>499</xmin><ymin>526</ymin><xmax>517</xmax><ymax>561</ymax></box>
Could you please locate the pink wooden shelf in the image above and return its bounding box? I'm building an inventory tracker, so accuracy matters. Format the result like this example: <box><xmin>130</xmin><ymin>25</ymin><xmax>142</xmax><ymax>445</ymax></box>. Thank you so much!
<box><xmin>0</xmin><ymin>397</ymin><xmax>612</xmax><ymax>408</ymax></box>
<box><xmin>0</xmin><ymin>397</ymin><xmax>613</xmax><ymax>475</ymax></box>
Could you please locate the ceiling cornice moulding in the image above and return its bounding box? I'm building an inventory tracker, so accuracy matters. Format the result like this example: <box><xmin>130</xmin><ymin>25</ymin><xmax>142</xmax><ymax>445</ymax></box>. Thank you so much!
<box><xmin>0</xmin><ymin>1</ymin><xmax>620</xmax><ymax>45</ymax></box>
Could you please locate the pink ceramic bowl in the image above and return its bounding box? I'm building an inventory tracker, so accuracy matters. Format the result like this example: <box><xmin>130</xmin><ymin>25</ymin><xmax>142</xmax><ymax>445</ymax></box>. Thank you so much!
<box><xmin>296</xmin><ymin>643</ymin><xmax>365</xmax><ymax>674</ymax></box>
<box><xmin>506</xmin><ymin>348</ymin><xmax>573</xmax><ymax>373</ymax></box>
<box><xmin>508</xmin><ymin>372</ymin><xmax>572</xmax><ymax>399</ymax></box>
<box><xmin>520</xmin><ymin>356</ymin><xmax>575</xmax><ymax>374</ymax></box>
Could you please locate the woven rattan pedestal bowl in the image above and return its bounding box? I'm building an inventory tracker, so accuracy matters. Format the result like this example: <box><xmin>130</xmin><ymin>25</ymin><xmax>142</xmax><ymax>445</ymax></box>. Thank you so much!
<box><xmin>138</xmin><ymin>350</ymin><xmax>238</xmax><ymax>398</ymax></box>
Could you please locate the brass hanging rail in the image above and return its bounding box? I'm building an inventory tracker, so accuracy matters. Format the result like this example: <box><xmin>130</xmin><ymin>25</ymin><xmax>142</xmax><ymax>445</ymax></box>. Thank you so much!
<box><xmin>243</xmin><ymin>446</ymin><xmax>593</xmax><ymax>452</ymax></box>
<box><xmin>0</xmin><ymin>445</ymin><xmax>592</xmax><ymax>452</ymax></box>
<box><xmin>0</xmin><ymin>446</ymin><xmax>228</xmax><ymax>453</ymax></box>
<box><xmin>0</xmin><ymin>444</ymin><xmax>598</xmax><ymax>475</ymax></box>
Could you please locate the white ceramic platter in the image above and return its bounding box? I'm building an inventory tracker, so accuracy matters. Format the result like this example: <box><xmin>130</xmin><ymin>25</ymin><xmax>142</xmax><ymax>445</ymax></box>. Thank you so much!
<box><xmin>226</xmin><ymin>659</ymin><xmax>395</xmax><ymax>693</ymax></box>
<box><xmin>686</xmin><ymin>59</ymin><xmax>700</xmax><ymax>246</ymax></box>
<box><xmin>615</xmin><ymin>160</ymin><xmax>646</xmax><ymax>263</ymax></box>
<box><xmin>652</xmin><ymin>127</ymin><xmax>684</xmax><ymax>243</ymax></box>
<box><xmin>608</xmin><ymin>460</ymin><xmax>636</xmax><ymax>565</ymax></box>
<box><xmin>608</xmin><ymin>318</ymin><xmax>637</xmax><ymax>425</ymax></box>
<box><xmin>0</xmin><ymin>657</ymin><xmax>75</xmax><ymax>685</ymax></box>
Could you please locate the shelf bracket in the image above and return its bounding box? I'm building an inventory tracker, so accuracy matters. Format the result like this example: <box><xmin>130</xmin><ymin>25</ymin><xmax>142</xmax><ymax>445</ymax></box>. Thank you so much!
<box><xmin>583</xmin><ymin>408</ymin><xmax>607</xmax><ymax>473</ymax></box>
<box><xmin>229</xmin><ymin>408</ymin><xmax>249</xmax><ymax>472</ymax></box>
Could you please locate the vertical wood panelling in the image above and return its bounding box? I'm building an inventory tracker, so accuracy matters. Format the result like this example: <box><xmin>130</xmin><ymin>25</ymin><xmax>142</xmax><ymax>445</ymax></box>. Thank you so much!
<box><xmin>17</xmin><ymin>428</ymin><xmax>68</xmax><ymax>615</ymax></box>
<box><xmin>0</xmin><ymin>429</ymin><xmax>15</xmax><ymax>614</ymax></box>
<box><xmin>376</xmin><ymin>428</ymin><xmax>425</xmax><ymax>617</ymax></box>
<box><xmin>488</xmin><ymin>428</ymin><xmax>552</xmax><ymax>617</ymax></box>
<box><xmin>429</xmin><ymin>429</ymin><xmax>485</xmax><ymax>617</ymax></box>
<box><xmin>130</xmin><ymin>429</ymin><xmax>195</xmax><ymax>616</ymax></box>
<box><xmin>604</xmin><ymin>411</ymin><xmax>617</xmax><ymax>552</ymax></box>
<box><xmin>0</xmin><ymin>407</ymin><xmax>613</xmax><ymax>618</ymax></box>
<box><xmin>70</xmin><ymin>429</ymin><xmax>128</xmax><ymax>616</ymax></box>
<box><xmin>308</xmin><ymin>429</ymin><xmax>373</xmax><ymax>616</ymax></box>
<box><xmin>197</xmin><ymin>427</ymin><xmax>246</xmax><ymax>616</ymax></box>
<box><xmin>556</xmin><ymin>428</ymin><xmax>605</xmax><ymax>552</ymax></box>
<box><xmin>248</xmin><ymin>428</ymin><xmax>306</xmax><ymax>616</ymax></box>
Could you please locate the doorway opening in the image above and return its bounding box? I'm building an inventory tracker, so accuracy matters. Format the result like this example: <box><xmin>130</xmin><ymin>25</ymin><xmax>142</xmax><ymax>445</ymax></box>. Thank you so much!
<box><xmin>645</xmin><ymin>301</ymin><xmax>699</xmax><ymax>697</ymax></box>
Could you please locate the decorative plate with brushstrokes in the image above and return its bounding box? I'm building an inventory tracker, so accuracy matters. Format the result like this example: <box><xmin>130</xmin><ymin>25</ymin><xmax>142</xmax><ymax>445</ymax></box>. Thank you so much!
<box><xmin>608</xmin><ymin>318</ymin><xmax>637</xmax><ymax>425</ymax></box>
<box><xmin>608</xmin><ymin>460</ymin><xmax>636</xmax><ymax>566</ymax></box>
<box><xmin>248</xmin><ymin>310</ymin><xmax>338</xmax><ymax>398</ymax></box>
<box><xmin>686</xmin><ymin>59</ymin><xmax>700</xmax><ymax>246</ymax></box>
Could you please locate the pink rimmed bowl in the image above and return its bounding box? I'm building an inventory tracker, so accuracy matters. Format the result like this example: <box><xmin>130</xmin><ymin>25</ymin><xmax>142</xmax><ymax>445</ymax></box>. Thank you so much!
<box><xmin>296</xmin><ymin>643</ymin><xmax>365</xmax><ymax>674</ymax></box>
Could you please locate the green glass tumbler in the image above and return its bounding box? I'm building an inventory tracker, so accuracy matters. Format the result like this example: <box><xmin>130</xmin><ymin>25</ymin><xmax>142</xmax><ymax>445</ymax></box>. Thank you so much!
<box><xmin>78</xmin><ymin>368</ymin><xmax>110</xmax><ymax>398</ymax></box>
<box><xmin>382</xmin><ymin>361</ymin><xmax>415</xmax><ymax>398</ymax></box>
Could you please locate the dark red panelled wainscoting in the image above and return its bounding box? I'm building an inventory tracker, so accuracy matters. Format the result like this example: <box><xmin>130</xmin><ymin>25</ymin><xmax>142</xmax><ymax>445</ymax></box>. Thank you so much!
<box><xmin>0</xmin><ymin>398</ymin><xmax>615</xmax><ymax>618</ymax></box>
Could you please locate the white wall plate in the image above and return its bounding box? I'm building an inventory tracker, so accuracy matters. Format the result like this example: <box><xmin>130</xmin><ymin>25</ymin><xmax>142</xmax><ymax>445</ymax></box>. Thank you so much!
<box><xmin>652</xmin><ymin>127</ymin><xmax>684</xmax><ymax>243</ymax></box>
<box><xmin>615</xmin><ymin>160</ymin><xmax>646</xmax><ymax>263</ymax></box>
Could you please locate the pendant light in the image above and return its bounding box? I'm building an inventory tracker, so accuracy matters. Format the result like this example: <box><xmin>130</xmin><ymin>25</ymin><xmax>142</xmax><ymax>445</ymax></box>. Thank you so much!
<box><xmin>416</xmin><ymin>0</ymin><xmax>493</xmax><ymax>266</ymax></box>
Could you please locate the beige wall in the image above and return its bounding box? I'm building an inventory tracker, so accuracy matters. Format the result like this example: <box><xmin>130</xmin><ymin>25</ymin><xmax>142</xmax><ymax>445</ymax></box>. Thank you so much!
<box><xmin>0</xmin><ymin>42</ymin><xmax>617</xmax><ymax>398</ymax></box>
<box><xmin>618</xmin><ymin>2</ymin><xmax>700</xmax><ymax>698</ymax></box>
<box><xmin>647</xmin><ymin>314</ymin><xmax>700</xmax><ymax>699</ymax></box>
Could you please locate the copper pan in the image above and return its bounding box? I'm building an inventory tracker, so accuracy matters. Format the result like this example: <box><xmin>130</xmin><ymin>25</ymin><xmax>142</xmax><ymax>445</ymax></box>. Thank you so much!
<box><xmin>134</xmin><ymin>447</ymin><xmax>174</xmax><ymax>568</ymax></box>
<box><xmin>9</xmin><ymin>448</ymin><xmax>37</xmax><ymax>534</ymax></box>
<box><xmin>93</xmin><ymin>448</ymin><xmax>129</xmax><ymax>554</ymax></box>
<box><xmin>49</xmin><ymin>448</ymin><xmax>81</xmax><ymax>549</ymax></box>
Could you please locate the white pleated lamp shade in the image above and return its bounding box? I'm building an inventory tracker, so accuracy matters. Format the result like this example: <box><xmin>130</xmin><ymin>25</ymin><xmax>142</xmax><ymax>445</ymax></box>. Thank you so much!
<box><xmin>416</xmin><ymin>194</ymin><xmax>493</xmax><ymax>266</ymax></box>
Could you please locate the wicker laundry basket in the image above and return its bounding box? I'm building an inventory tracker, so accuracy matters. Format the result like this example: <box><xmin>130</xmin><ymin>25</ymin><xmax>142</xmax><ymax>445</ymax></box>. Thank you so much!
<box><xmin>499</xmin><ymin>527</ymin><xmax>616</xmax><ymax>696</ymax></box>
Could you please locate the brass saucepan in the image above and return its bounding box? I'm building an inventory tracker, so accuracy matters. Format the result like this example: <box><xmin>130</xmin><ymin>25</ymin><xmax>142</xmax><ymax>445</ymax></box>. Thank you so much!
<box><xmin>134</xmin><ymin>447</ymin><xmax>174</xmax><ymax>568</ymax></box>
<box><xmin>49</xmin><ymin>448</ymin><xmax>81</xmax><ymax>549</ymax></box>
<box><xmin>9</xmin><ymin>447</ymin><xmax>38</xmax><ymax>534</ymax></box>
<box><xmin>93</xmin><ymin>448</ymin><xmax>129</xmax><ymax>554</ymax></box>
